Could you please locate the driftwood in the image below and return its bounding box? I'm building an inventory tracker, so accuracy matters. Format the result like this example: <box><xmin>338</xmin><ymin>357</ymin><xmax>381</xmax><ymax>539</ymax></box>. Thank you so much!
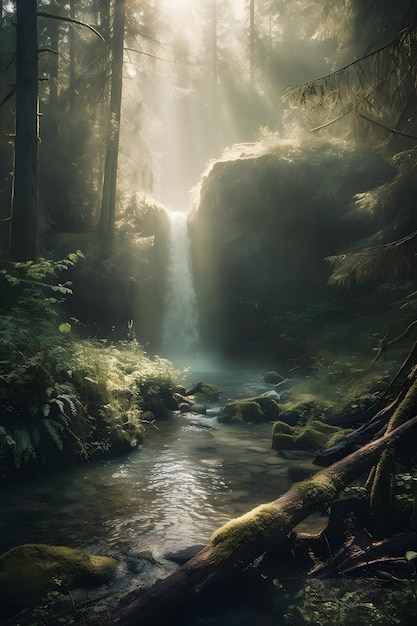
<box><xmin>310</xmin><ymin>531</ymin><xmax>417</xmax><ymax>580</ymax></box>
<box><xmin>110</xmin><ymin>415</ymin><xmax>417</xmax><ymax>626</ymax></box>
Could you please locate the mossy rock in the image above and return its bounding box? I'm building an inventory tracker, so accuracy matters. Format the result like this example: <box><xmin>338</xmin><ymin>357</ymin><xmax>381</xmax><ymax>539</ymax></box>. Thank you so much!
<box><xmin>294</xmin><ymin>426</ymin><xmax>329</xmax><ymax>451</ymax></box>
<box><xmin>219</xmin><ymin>396</ymin><xmax>280</xmax><ymax>424</ymax></box>
<box><xmin>272</xmin><ymin>419</ymin><xmax>348</xmax><ymax>452</ymax></box>
<box><xmin>191</xmin><ymin>382</ymin><xmax>221</xmax><ymax>403</ymax></box>
<box><xmin>280</xmin><ymin>393</ymin><xmax>333</xmax><ymax>422</ymax></box>
<box><xmin>0</xmin><ymin>543</ymin><xmax>117</xmax><ymax>608</ymax></box>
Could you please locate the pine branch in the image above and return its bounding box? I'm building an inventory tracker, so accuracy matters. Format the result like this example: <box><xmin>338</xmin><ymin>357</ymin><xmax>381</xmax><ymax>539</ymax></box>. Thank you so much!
<box><xmin>359</xmin><ymin>113</ymin><xmax>417</xmax><ymax>141</ymax></box>
<box><xmin>327</xmin><ymin>230</ymin><xmax>417</xmax><ymax>288</ymax></box>
<box><xmin>37</xmin><ymin>12</ymin><xmax>105</xmax><ymax>41</ymax></box>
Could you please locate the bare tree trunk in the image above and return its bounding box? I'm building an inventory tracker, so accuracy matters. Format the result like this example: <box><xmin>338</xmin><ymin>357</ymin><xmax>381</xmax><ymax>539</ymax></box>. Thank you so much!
<box><xmin>211</xmin><ymin>0</ymin><xmax>218</xmax><ymax>113</ymax></box>
<box><xmin>69</xmin><ymin>0</ymin><xmax>76</xmax><ymax>113</ymax></box>
<box><xmin>100</xmin><ymin>0</ymin><xmax>125</xmax><ymax>246</ymax></box>
<box><xmin>111</xmin><ymin>414</ymin><xmax>417</xmax><ymax>626</ymax></box>
<box><xmin>46</xmin><ymin>1</ymin><xmax>60</xmax><ymax>144</ymax></box>
<box><xmin>9</xmin><ymin>0</ymin><xmax>38</xmax><ymax>261</ymax></box>
<box><xmin>249</xmin><ymin>0</ymin><xmax>255</xmax><ymax>86</ymax></box>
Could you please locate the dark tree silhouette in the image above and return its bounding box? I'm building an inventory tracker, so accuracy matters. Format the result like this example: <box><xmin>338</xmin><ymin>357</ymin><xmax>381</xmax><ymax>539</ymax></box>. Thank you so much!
<box><xmin>100</xmin><ymin>0</ymin><xmax>125</xmax><ymax>246</ymax></box>
<box><xmin>9</xmin><ymin>0</ymin><xmax>38</xmax><ymax>261</ymax></box>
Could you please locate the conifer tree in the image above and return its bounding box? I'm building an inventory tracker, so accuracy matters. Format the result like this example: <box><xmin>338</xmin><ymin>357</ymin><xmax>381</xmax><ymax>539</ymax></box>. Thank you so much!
<box><xmin>9</xmin><ymin>0</ymin><xmax>38</xmax><ymax>261</ymax></box>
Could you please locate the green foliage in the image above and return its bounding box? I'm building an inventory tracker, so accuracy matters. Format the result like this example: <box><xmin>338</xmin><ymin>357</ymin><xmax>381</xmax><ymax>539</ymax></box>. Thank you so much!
<box><xmin>327</xmin><ymin>150</ymin><xmax>417</xmax><ymax>289</ymax></box>
<box><xmin>0</xmin><ymin>254</ymin><xmax>181</xmax><ymax>479</ymax></box>
<box><xmin>274</xmin><ymin>578</ymin><xmax>417</xmax><ymax>626</ymax></box>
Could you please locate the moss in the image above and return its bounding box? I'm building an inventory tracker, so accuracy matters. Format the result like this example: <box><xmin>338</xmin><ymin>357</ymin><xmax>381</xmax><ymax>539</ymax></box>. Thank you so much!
<box><xmin>273</xmin><ymin>432</ymin><xmax>298</xmax><ymax>450</ymax></box>
<box><xmin>193</xmin><ymin>382</ymin><xmax>220</xmax><ymax>403</ymax></box>
<box><xmin>386</xmin><ymin>378</ymin><xmax>417</xmax><ymax>433</ymax></box>
<box><xmin>280</xmin><ymin>393</ymin><xmax>332</xmax><ymax>421</ymax></box>
<box><xmin>272</xmin><ymin>420</ymin><xmax>294</xmax><ymax>436</ymax></box>
<box><xmin>294</xmin><ymin>426</ymin><xmax>329</xmax><ymax>451</ymax></box>
<box><xmin>210</xmin><ymin>503</ymin><xmax>291</xmax><ymax>564</ymax></box>
<box><xmin>272</xmin><ymin>418</ymin><xmax>348</xmax><ymax>452</ymax></box>
<box><xmin>294</xmin><ymin>470</ymin><xmax>344</xmax><ymax>509</ymax></box>
<box><xmin>219</xmin><ymin>400</ymin><xmax>265</xmax><ymax>423</ymax></box>
<box><xmin>309</xmin><ymin>420</ymin><xmax>341</xmax><ymax>435</ymax></box>
<box><xmin>370</xmin><ymin>379</ymin><xmax>417</xmax><ymax>506</ymax></box>
<box><xmin>370</xmin><ymin>445</ymin><xmax>396</xmax><ymax>508</ymax></box>
<box><xmin>0</xmin><ymin>544</ymin><xmax>117</xmax><ymax>608</ymax></box>
<box><xmin>219</xmin><ymin>396</ymin><xmax>280</xmax><ymax>423</ymax></box>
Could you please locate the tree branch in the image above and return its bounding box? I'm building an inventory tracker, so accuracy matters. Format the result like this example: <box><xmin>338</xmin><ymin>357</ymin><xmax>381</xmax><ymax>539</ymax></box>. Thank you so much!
<box><xmin>359</xmin><ymin>113</ymin><xmax>417</xmax><ymax>141</ymax></box>
<box><xmin>37</xmin><ymin>12</ymin><xmax>105</xmax><ymax>41</ymax></box>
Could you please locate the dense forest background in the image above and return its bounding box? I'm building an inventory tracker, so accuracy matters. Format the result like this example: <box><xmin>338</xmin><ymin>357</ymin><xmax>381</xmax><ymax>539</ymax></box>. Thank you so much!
<box><xmin>3</xmin><ymin>1</ymin><xmax>417</xmax><ymax>624</ymax></box>
<box><xmin>0</xmin><ymin>0</ymin><xmax>417</xmax><ymax>488</ymax></box>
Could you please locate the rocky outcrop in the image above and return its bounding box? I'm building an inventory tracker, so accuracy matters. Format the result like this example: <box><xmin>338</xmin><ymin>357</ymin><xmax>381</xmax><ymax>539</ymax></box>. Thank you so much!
<box><xmin>189</xmin><ymin>139</ymin><xmax>394</xmax><ymax>360</ymax></box>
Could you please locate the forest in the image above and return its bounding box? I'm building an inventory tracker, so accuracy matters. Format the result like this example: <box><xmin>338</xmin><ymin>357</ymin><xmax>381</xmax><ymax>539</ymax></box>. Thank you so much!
<box><xmin>2</xmin><ymin>0</ymin><xmax>417</xmax><ymax>624</ymax></box>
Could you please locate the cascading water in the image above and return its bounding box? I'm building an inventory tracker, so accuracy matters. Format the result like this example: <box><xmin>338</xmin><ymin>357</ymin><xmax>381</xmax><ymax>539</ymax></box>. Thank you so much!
<box><xmin>161</xmin><ymin>210</ymin><xmax>200</xmax><ymax>360</ymax></box>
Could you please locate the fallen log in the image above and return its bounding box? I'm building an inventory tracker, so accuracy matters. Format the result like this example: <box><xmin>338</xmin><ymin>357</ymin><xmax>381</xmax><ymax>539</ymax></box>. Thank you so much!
<box><xmin>309</xmin><ymin>531</ymin><xmax>417</xmax><ymax>580</ymax></box>
<box><xmin>111</xmin><ymin>415</ymin><xmax>417</xmax><ymax>626</ymax></box>
<box><xmin>314</xmin><ymin>366</ymin><xmax>417</xmax><ymax>466</ymax></box>
<box><xmin>312</xmin><ymin>396</ymin><xmax>398</xmax><ymax>466</ymax></box>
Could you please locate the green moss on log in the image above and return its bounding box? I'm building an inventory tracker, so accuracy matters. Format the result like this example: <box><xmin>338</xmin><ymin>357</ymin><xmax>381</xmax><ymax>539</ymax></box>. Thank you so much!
<box><xmin>210</xmin><ymin>503</ymin><xmax>291</xmax><ymax>564</ymax></box>
<box><xmin>370</xmin><ymin>378</ymin><xmax>417</xmax><ymax>507</ymax></box>
<box><xmin>294</xmin><ymin>470</ymin><xmax>345</xmax><ymax>509</ymax></box>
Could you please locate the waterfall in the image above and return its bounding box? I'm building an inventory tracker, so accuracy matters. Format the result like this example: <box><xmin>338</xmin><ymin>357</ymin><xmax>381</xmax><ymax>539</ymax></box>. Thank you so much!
<box><xmin>161</xmin><ymin>211</ymin><xmax>200</xmax><ymax>360</ymax></box>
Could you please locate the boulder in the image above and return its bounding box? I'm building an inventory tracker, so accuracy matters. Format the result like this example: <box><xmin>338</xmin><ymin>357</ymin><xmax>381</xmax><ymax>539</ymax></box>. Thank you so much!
<box><xmin>264</xmin><ymin>371</ymin><xmax>284</xmax><ymax>384</ymax></box>
<box><xmin>0</xmin><ymin>543</ymin><xmax>117</xmax><ymax>609</ymax></box>
<box><xmin>272</xmin><ymin>419</ymin><xmax>350</xmax><ymax>453</ymax></box>
<box><xmin>219</xmin><ymin>395</ymin><xmax>280</xmax><ymax>424</ymax></box>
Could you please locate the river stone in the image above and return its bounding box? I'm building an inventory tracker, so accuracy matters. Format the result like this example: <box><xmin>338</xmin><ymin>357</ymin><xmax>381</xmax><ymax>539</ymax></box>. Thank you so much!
<box><xmin>164</xmin><ymin>545</ymin><xmax>205</xmax><ymax>564</ymax></box>
<box><xmin>264</xmin><ymin>371</ymin><xmax>284</xmax><ymax>384</ymax></box>
<box><xmin>0</xmin><ymin>544</ymin><xmax>117</xmax><ymax>608</ymax></box>
<box><xmin>267</xmin><ymin>467</ymin><xmax>287</xmax><ymax>477</ymax></box>
<box><xmin>287</xmin><ymin>463</ymin><xmax>319</xmax><ymax>481</ymax></box>
<box><xmin>246</xmin><ymin>446</ymin><xmax>268</xmax><ymax>454</ymax></box>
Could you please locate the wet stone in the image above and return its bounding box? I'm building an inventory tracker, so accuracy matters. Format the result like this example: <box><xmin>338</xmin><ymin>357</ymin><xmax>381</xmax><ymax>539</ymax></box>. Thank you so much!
<box><xmin>246</xmin><ymin>446</ymin><xmax>269</xmax><ymax>454</ymax></box>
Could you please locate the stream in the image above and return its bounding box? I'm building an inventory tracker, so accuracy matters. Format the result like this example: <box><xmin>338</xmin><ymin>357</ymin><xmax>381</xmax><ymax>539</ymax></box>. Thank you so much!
<box><xmin>0</xmin><ymin>364</ymin><xmax>324</xmax><ymax>622</ymax></box>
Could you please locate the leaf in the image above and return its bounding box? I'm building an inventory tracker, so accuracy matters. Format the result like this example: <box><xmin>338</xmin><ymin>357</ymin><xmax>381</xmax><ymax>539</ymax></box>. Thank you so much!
<box><xmin>59</xmin><ymin>323</ymin><xmax>72</xmax><ymax>334</ymax></box>
<box><xmin>405</xmin><ymin>550</ymin><xmax>417</xmax><ymax>561</ymax></box>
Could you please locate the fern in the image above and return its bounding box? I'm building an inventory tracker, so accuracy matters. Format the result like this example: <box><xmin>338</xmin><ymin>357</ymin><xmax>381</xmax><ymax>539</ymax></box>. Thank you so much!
<box><xmin>12</xmin><ymin>428</ymin><xmax>37</xmax><ymax>469</ymax></box>
<box><xmin>43</xmin><ymin>419</ymin><xmax>65</xmax><ymax>451</ymax></box>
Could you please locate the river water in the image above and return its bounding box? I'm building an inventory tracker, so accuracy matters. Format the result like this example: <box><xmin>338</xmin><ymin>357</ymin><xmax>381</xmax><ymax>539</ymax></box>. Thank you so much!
<box><xmin>0</xmin><ymin>365</ymin><xmax>325</xmax><ymax>624</ymax></box>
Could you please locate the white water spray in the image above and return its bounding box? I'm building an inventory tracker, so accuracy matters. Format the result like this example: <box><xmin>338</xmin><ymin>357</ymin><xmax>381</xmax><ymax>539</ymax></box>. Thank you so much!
<box><xmin>161</xmin><ymin>211</ymin><xmax>200</xmax><ymax>360</ymax></box>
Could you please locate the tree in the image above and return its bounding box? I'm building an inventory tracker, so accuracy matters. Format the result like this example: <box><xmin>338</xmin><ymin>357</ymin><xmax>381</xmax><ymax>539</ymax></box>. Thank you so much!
<box><xmin>100</xmin><ymin>0</ymin><xmax>126</xmax><ymax>246</ymax></box>
<box><xmin>284</xmin><ymin>1</ymin><xmax>417</xmax><ymax>144</ymax></box>
<box><xmin>284</xmin><ymin>1</ymin><xmax>417</xmax><ymax>518</ymax></box>
<box><xmin>9</xmin><ymin>0</ymin><xmax>38</xmax><ymax>261</ymax></box>
<box><xmin>249</xmin><ymin>0</ymin><xmax>255</xmax><ymax>86</ymax></box>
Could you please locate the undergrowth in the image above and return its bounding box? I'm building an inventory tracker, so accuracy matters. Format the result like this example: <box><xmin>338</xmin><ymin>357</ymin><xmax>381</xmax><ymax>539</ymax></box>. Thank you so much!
<box><xmin>0</xmin><ymin>255</ymin><xmax>181</xmax><ymax>479</ymax></box>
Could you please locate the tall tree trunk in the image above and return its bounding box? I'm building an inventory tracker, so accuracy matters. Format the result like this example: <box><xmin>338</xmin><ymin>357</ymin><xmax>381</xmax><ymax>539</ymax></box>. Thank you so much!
<box><xmin>98</xmin><ymin>0</ymin><xmax>111</xmax><ymax>40</ymax></box>
<box><xmin>249</xmin><ymin>0</ymin><xmax>255</xmax><ymax>86</ymax></box>
<box><xmin>211</xmin><ymin>0</ymin><xmax>218</xmax><ymax>112</ymax></box>
<box><xmin>47</xmin><ymin>1</ymin><xmax>60</xmax><ymax>144</ymax></box>
<box><xmin>99</xmin><ymin>0</ymin><xmax>125</xmax><ymax>246</ymax></box>
<box><xmin>69</xmin><ymin>0</ymin><xmax>76</xmax><ymax>113</ymax></box>
<box><xmin>9</xmin><ymin>0</ymin><xmax>38</xmax><ymax>261</ymax></box>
